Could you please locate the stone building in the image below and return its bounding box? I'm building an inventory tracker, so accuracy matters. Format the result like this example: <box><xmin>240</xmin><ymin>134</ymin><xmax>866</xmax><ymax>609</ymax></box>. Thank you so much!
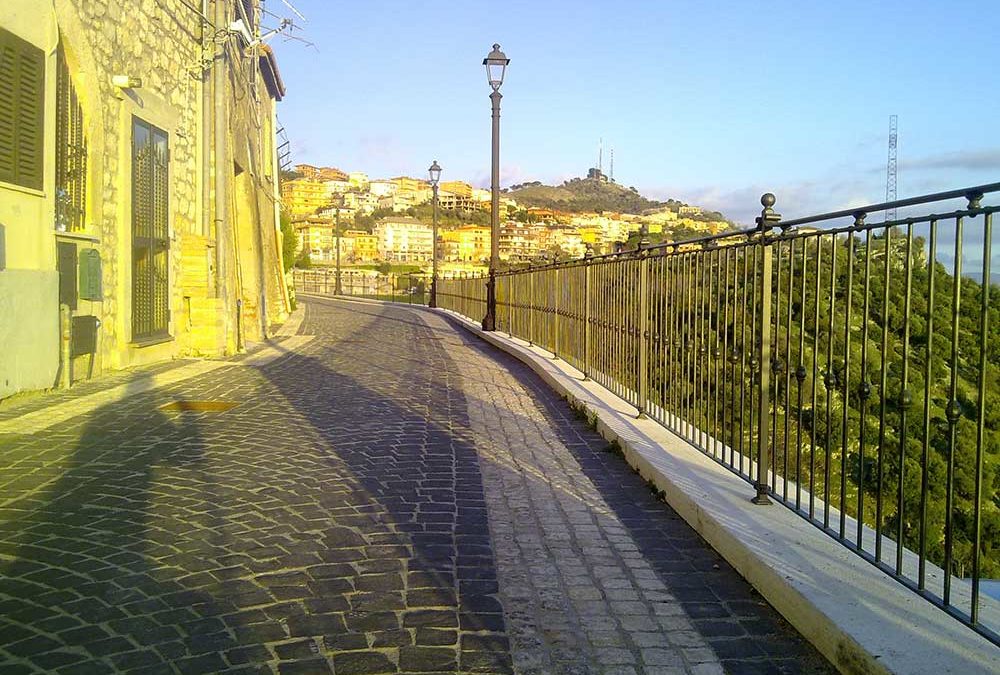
<box><xmin>0</xmin><ymin>0</ymin><xmax>289</xmax><ymax>399</ymax></box>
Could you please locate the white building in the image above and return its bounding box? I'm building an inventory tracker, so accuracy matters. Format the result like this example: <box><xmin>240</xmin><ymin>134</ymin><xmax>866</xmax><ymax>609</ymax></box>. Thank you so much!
<box><xmin>375</xmin><ymin>218</ymin><xmax>433</xmax><ymax>262</ymax></box>
<box><xmin>324</xmin><ymin>179</ymin><xmax>352</xmax><ymax>195</ymax></box>
<box><xmin>370</xmin><ymin>180</ymin><xmax>398</xmax><ymax>197</ymax></box>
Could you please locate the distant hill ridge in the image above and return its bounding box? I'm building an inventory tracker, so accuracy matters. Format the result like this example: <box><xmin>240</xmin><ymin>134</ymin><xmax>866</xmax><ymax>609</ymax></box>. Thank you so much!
<box><xmin>505</xmin><ymin>177</ymin><xmax>728</xmax><ymax>221</ymax></box>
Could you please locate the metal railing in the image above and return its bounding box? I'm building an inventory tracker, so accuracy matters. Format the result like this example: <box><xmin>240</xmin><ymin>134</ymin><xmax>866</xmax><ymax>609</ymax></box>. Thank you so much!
<box><xmin>436</xmin><ymin>272</ymin><xmax>488</xmax><ymax>323</ymax></box>
<box><xmin>435</xmin><ymin>183</ymin><xmax>1000</xmax><ymax>643</ymax></box>
<box><xmin>293</xmin><ymin>268</ymin><xmax>428</xmax><ymax>306</ymax></box>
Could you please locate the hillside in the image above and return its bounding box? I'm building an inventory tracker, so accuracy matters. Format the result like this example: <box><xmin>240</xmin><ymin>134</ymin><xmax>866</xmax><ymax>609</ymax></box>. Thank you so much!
<box><xmin>506</xmin><ymin>178</ymin><xmax>728</xmax><ymax>222</ymax></box>
<box><xmin>506</xmin><ymin>178</ymin><xmax>662</xmax><ymax>214</ymax></box>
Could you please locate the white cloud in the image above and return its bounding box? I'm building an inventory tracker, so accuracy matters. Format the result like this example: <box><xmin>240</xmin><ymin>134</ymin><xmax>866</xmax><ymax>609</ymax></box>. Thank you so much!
<box><xmin>641</xmin><ymin>178</ymin><xmax>882</xmax><ymax>226</ymax></box>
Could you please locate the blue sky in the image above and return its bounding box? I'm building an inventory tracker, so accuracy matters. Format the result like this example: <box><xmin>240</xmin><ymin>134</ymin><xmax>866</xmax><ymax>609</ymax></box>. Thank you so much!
<box><xmin>267</xmin><ymin>0</ymin><xmax>1000</xmax><ymax>224</ymax></box>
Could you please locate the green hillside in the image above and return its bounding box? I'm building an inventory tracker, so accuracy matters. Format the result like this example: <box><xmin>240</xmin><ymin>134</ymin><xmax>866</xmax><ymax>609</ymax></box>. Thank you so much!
<box><xmin>507</xmin><ymin>178</ymin><xmax>683</xmax><ymax>215</ymax></box>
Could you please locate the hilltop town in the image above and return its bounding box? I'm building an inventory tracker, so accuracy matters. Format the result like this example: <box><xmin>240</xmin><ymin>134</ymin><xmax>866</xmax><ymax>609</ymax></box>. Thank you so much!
<box><xmin>280</xmin><ymin>164</ymin><xmax>734</xmax><ymax>274</ymax></box>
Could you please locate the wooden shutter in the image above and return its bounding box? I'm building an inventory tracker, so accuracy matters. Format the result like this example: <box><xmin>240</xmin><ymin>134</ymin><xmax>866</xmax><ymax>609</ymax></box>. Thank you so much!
<box><xmin>0</xmin><ymin>36</ymin><xmax>17</xmax><ymax>185</ymax></box>
<box><xmin>0</xmin><ymin>28</ymin><xmax>45</xmax><ymax>190</ymax></box>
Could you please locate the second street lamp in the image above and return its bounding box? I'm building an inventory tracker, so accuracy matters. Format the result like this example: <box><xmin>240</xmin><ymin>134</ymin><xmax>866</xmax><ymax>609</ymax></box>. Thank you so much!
<box><xmin>428</xmin><ymin>160</ymin><xmax>441</xmax><ymax>308</ymax></box>
<box><xmin>482</xmin><ymin>43</ymin><xmax>509</xmax><ymax>331</ymax></box>
<box><xmin>334</xmin><ymin>193</ymin><xmax>344</xmax><ymax>295</ymax></box>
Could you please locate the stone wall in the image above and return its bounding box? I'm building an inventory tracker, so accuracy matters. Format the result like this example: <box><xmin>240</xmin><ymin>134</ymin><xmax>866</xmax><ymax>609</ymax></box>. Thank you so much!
<box><xmin>0</xmin><ymin>0</ymin><xmax>288</xmax><ymax>398</ymax></box>
<box><xmin>55</xmin><ymin>0</ymin><xmax>205</xmax><ymax>368</ymax></box>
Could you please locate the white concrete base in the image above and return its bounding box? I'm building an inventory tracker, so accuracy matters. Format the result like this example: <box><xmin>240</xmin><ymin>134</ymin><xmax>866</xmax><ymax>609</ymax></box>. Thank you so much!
<box><xmin>425</xmin><ymin>306</ymin><xmax>1000</xmax><ymax>675</ymax></box>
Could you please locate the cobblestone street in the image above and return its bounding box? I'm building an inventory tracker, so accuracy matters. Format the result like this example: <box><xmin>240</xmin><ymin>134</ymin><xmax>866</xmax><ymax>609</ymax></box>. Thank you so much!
<box><xmin>0</xmin><ymin>298</ymin><xmax>831</xmax><ymax>674</ymax></box>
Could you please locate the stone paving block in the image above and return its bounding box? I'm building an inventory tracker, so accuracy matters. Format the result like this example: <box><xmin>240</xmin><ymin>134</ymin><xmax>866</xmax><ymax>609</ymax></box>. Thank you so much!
<box><xmin>398</xmin><ymin>645</ymin><xmax>457</xmax><ymax>672</ymax></box>
<box><xmin>331</xmin><ymin>651</ymin><xmax>394</xmax><ymax>675</ymax></box>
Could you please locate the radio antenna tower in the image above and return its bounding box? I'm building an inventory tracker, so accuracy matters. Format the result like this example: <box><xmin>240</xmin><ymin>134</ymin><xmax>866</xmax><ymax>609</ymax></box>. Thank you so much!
<box><xmin>885</xmin><ymin>114</ymin><xmax>898</xmax><ymax>221</ymax></box>
<box><xmin>598</xmin><ymin>137</ymin><xmax>603</xmax><ymax>175</ymax></box>
<box><xmin>610</xmin><ymin>148</ymin><xmax>614</xmax><ymax>183</ymax></box>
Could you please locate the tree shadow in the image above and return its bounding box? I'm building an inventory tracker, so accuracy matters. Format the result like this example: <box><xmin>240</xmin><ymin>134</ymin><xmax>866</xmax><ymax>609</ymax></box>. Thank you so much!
<box><xmin>0</xmin><ymin>373</ymin><xmax>234</xmax><ymax>672</ymax></box>
<box><xmin>248</xmin><ymin>299</ymin><xmax>514</xmax><ymax>673</ymax></box>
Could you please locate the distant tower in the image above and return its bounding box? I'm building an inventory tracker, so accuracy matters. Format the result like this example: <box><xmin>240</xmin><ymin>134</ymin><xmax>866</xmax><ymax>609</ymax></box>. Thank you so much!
<box><xmin>610</xmin><ymin>148</ymin><xmax>614</xmax><ymax>183</ymax></box>
<box><xmin>598</xmin><ymin>137</ymin><xmax>603</xmax><ymax>175</ymax></box>
<box><xmin>885</xmin><ymin>114</ymin><xmax>898</xmax><ymax>221</ymax></box>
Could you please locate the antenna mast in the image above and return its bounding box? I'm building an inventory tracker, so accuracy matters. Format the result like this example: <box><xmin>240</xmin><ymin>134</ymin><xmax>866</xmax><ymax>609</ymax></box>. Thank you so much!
<box><xmin>610</xmin><ymin>148</ymin><xmax>614</xmax><ymax>183</ymax></box>
<box><xmin>598</xmin><ymin>137</ymin><xmax>603</xmax><ymax>175</ymax></box>
<box><xmin>885</xmin><ymin>114</ymin><xmax>898</xmax><ymax>221</ymax></box>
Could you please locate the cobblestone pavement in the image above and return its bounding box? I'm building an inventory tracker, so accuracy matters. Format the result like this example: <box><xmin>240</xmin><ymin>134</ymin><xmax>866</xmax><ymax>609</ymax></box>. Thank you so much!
<box><xmin>0</xmin><ymin>297</ymin><xmax>832</xmax><ymax>674</ymax></box>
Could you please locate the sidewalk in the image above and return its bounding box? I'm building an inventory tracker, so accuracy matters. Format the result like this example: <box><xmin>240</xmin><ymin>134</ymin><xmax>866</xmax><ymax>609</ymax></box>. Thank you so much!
<box><xmin>0</xmin><ymin>298</ymin><xmax>830</xmax><ymax>674</ymax></box>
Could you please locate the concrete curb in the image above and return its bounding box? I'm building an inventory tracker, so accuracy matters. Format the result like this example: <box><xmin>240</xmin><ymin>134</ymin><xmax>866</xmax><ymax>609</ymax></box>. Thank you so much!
<box><xmin>426</xmin><ymin>307</ymin><xmax>998</xmax><ymax>675</ymax></box>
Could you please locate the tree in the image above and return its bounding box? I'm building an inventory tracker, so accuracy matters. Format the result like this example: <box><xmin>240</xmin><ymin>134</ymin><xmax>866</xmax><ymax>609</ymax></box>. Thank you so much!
<box><xmin>280</xmin><ymin>211</ymin><xmax>297</xmax><ymax>273</ymax></box>
<box><xmin>294</xmin><ymin>250</ymin><xmax>312</xmax><ymax>269</ymax></box>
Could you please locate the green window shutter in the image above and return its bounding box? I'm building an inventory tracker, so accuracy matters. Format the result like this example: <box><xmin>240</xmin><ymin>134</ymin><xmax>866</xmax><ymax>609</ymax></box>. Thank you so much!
<box><xmin>0</xmin><ymin>28</ymin><xmax>45</xmax><ymax>190</ymax></box>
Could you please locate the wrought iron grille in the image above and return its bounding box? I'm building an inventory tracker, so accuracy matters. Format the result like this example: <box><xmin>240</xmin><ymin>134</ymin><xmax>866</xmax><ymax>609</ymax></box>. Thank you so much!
<box><xmin>436</xmin><ymin>183</ymin><xmax>1000</xmax><ymax>644</ymax></box>
<box><xmin>436</xmin><ymin>272</ymin><xmax>486</xmax><ymax>320</ymax></box>
<box><xmin>292</xmin><ymin>268</ymin><xmax>428</xmax><ymax>305</ymax></box>
<box><xmin>131</xmin><ymin>117</ymin><xmax>169</xmax><ymax>340</ymax></box>
<box><xmin>55</xmin><ymin>43</ymin><xmax>86</xmax><ymax>232</ymax></box>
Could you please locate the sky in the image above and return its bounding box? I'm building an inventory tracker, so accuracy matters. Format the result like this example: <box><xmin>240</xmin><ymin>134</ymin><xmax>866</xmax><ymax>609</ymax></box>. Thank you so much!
<box><xmin>266</xmin><ymin>0</ymin><xmax>1000</xmax><ymax>225</ymax></box>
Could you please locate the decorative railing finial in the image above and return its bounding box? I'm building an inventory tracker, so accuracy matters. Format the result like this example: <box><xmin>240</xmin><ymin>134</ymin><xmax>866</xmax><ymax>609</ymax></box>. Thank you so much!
<box><xmin>756</xmin><ymin>193</ymin><xmax>781</xmax><ymax>234</ymax></box>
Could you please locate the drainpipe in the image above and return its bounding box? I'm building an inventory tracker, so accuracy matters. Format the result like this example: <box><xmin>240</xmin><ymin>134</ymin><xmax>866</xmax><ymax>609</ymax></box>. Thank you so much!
<box><xmin>201</xmin><ymin>0</ymin><xmax>212</xmax><ymax>241</ymax></box>
<box><xmin>58</xmin><ymin>303</ymin><xmax>72</xmax><ymax>389</ymax></box>
<box><xmin>213</xmin><ymin>0</ymin><xmax>233</xmax><ymax>352</ymax></box>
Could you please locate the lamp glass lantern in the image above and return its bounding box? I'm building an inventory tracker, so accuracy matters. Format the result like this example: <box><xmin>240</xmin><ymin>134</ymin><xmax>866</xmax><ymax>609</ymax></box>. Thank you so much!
<box><xmin>428</xmin><ymin>160</ymin><xmax>442</xmax><ymax>187</ymax></box>
<box><xmin>483</xmin><ymin>43</ymin><xmax>509</xmax><ymax>90</ymax></box>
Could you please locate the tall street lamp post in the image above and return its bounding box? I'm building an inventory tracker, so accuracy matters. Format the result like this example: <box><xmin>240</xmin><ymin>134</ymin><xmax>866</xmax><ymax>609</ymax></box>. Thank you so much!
<box><xmin>334</xmin><ymin>193</ymin><xmax>344</xmax><ymax>295</ymax></box>
<box><xmin>428</xmin><ymin>160</ymin><xmax>442</xmax><ymax>307</ymax></box>
<box><xmin>482</xmin><ymin>43</ymin><xmax>509</xmax><ymax>331</ymax></box>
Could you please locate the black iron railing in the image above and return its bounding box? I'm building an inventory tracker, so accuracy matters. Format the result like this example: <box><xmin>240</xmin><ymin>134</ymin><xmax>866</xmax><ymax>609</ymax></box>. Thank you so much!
<box><xmin>436</xmin><ymin>183</ymin><xmax>1000</xmax><ymax>643</ymax></box>
<box><xmin>293</xmin><ymin>268</ymin><xmax>428</xmax><ymax>306</ymax></box>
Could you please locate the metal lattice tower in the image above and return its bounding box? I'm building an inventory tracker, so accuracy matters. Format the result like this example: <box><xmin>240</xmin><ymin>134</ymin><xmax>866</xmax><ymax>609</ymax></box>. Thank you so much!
<box><xmin>610</xmin><ymin>148</ymin><xmax>614</xmax><ymax>183</ymax></box>
<box><xmin>885</xmin><ymin>114</ymin><xmax>898</xmax><ymax>221</ymax></box>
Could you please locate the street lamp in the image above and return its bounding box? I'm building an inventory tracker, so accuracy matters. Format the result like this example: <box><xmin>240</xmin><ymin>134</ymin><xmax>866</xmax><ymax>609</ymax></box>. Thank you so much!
<box><xmin>482</xmin><ymin>43</ymin><xmax>509</xmax><ymax>331</ymax></box>
<box><xmin>427</xmin><ymin>159</ymin><xmax>441</xmax><ymax>307</ymax></box>
<box><xmin>334</xmin><ymin>193</ymin><xmax>344</xmax><ymax>295</ymax></box>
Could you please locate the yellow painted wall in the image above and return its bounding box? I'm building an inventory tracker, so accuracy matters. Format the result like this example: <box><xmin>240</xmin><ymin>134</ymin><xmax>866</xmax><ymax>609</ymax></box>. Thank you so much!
<box><xmin>0</xmin><ymin>5</ymin><xmax>61</xmax><ymax>397</ymax></box>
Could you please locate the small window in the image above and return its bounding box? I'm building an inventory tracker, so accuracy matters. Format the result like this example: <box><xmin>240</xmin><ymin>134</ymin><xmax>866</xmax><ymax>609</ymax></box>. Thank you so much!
<box><xmin>0</xmin><ymin>27</ymin><xmax>45</xmax><ymax>190</ymax></box>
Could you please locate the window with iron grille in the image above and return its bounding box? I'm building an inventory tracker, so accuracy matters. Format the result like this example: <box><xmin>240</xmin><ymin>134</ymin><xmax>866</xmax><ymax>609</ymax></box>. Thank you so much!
<box><xmin>131</xmin><ymin>117</ymin><xmax>170</xmax><ymax>341</ymax></box>
<box><xmin>0</xmin><ymin>27</ymin><xmax>44</xmax><ymax>190</ymax></box>
<box><xmin>55</xmin><ymin>43</ymin><xmax>87</xmax><ymax>232</ymax></box>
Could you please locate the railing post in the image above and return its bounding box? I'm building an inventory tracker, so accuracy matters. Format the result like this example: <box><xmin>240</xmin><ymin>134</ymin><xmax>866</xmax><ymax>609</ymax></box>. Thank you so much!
<box><xmin>506</xmin><ymin>274</ymin><xmax>512</xmax><ymax>334</ymax></box>
<box><xmin>583</xmin><ymin>247</ymin><xmax>593</xmax><ymax>380</ymax></box>
<box><xmin>483</xmin><ymin>271</ymin><xmax>497</xmax><ymax>330</ymax></box>
<box><xmin>752</xmin><ymin>193</ymin><xmax>781</xmax><ymax>505</ymax></box>
<box><xmin>528</xmin><ymin>264</ymin><xmax>534</xmax><ymax>346</ymax></box>
<box><xmin>553</xmin><ymin>265</ymin><xmax>560</xmax><ymax>358</ymax></box>
<box><xmin>637</xmin><ymin>249</ymin><xmax>649</xmax><ymax>418</ymax></box>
